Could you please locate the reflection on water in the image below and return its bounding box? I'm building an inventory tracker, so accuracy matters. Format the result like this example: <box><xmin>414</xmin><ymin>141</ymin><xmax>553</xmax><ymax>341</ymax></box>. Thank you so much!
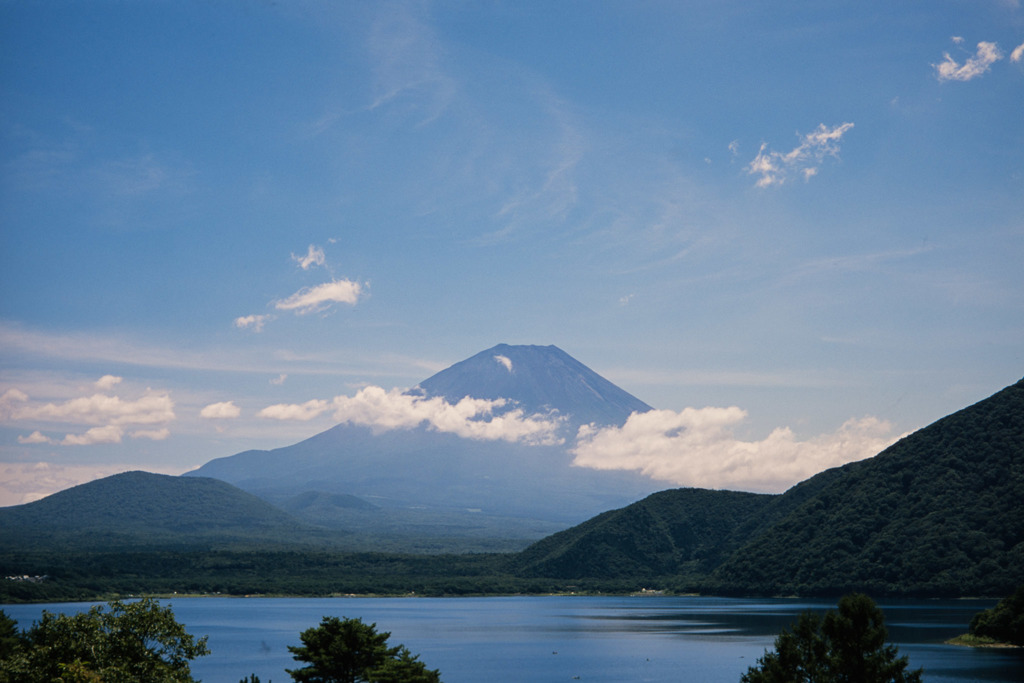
<box><xmin>4</xmin><ymin>596</ymin><xmax>1022</xmax><ymax>683</ymax></box>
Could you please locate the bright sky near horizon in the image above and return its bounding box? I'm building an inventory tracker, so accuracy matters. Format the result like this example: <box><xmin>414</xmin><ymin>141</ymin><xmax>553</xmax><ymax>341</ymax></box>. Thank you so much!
<box><xmin>1</xmin><ymin>1</ymin><xmax>1022</xmax><ymax>506</ymax></box>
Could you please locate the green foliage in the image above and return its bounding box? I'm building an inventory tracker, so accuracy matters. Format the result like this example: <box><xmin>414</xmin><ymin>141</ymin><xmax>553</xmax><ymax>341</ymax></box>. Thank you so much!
<box><xmin>0</xmin><ymin>471</ymin><xmax>339</xmax><ymax>552</ymax></box>
<box><xmin>510</xmin><ymin>488</ymin><xmax>776</xmax><ymax>580</ymax></box>
<box><xmin>0</xmin><ymin>598</ymin><xmax>209</xmax><ymax>683</ymax></box>
<box><xmin>367</xmin><ymin>646</ymin><xmax>441</xmax><ymax>683</ymax></box>
<box><xmin>287</xmin><ymin>616</ymin><xmax>440</xmax><ymax>683</ymax></box>
<box><xmin>0</xmin><ymin>610</ymin><xmax>20</xmax><ymax>664</ymax></box>
<box><xmin>712</xmin><ymin>378</ymin><xmax>1024</xmax><ymax>597</ymax></box>
<box><xmin>969</xmin><ymin>584</ymin><xmax>1024</xmax><ymax>645</ymax></box>
<box><xmin>741</xmin><ymin>594</ymin><xmax>923</xmax><ymax>683</ymax></box>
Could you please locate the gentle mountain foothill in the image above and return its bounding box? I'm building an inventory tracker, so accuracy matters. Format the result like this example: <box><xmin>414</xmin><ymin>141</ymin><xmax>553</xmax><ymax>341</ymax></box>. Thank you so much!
<box><xmin>0</xmin><ymin>471</ymin><xmax>339</xmax><ymax>551</ymax></box>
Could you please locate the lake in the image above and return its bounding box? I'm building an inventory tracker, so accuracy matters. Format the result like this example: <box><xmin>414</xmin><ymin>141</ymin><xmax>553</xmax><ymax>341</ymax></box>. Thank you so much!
<box><xmin>4</xmin><ymin>596</ymin><xmax>1023</xmax><ymax>682</ymax></box>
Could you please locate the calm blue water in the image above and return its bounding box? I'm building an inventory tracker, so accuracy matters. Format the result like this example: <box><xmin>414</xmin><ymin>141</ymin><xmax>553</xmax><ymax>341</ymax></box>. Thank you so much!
<box><xmin>4</xmin><ymin>596</ymin><xmax>1023</xmax><ymax>682</ymax></box>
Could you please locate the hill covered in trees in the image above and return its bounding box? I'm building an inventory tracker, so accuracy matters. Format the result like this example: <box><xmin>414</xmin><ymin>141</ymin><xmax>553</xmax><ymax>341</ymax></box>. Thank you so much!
<box><xmin>0</xmin><ymin>471</ymin><xmax>340</xmax><ymax>550</ymax></box>
<box><xmin>510</xmin><ymin>378</ymin><xmax>1024</xmax><ymax>597</ymax></box>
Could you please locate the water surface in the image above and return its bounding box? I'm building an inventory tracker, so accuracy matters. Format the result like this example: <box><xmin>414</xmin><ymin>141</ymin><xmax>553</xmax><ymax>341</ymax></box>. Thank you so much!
<box><xmin>5</xmin><ymin>596</ymin><xmax>1022</xmax><ymax>682</ymax></box>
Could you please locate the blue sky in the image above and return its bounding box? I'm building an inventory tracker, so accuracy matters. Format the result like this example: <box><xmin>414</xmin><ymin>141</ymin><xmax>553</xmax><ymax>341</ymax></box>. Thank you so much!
<box><xmin>2</xmin><ymin>1</ymin><xmax>1022</xmax><ymax>504</ymax></box>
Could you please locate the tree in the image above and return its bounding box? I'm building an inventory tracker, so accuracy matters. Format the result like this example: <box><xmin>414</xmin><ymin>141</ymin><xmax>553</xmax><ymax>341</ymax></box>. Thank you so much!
<box><xmin>969</xmin><ymin>584</ymin><xmax>1024</xmax><ymax>646</ymax></box>
<box><xmin>367</xmin><ymin>646</ymin><xmax>441</xmax><ymax>683</ymax></box>
<box><xmin>0</xmin><ymin>598</ymin><xmax>209</xmax><ymax>683</ymax></box>
<box><xmin>287</xmin><ymin>616</ymin><xmax>440</xmax><ymax>683</ymax></box>
<box><xmin>0</xmin><ymin>611</ymin><xmax>20</xmax><ymax>662</ymax></box>
<box><xmin>741</xmin><ymin>594</ymin><xmax>923</xmax><ymax>683</ymax></box>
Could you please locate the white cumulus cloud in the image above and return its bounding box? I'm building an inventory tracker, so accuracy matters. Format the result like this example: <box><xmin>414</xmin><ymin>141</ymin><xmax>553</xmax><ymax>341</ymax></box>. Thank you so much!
<box><xmin>934</xmin><ymin>40</ymin><xmax>1002</xmax><ymax>81</ymax></box>
<box><xmin>199</xmin><ymin>401</ymin><xmax>241</xmax><ymax>419</ymax></box>
<box><xmin>17</xmin><ymin>430</ymin><xmax>51</xmax><ymax>444</ymax></box>
<box><xmin>292</xmin><ymin>244</ymin><xmax>326</xmax><ymax>270</ymax></box>
<box><xmin>494</xmin><ymin>355</ymin><xmax>513</xmax><ymax>372</ymax></box>
<box><xmin>2</xmin><ymin>380</ymin><xmax>176</xmax><ymax>448</ymax></box>
<box><xmin>18</xmin><ymin>391</ymin><xmax>175</xmax><ymax>426</ymax></box>
<box><xmin>234</xmin><ymin>314</ymin><xmax>272</xmax><ymax>332</ymax></box>
<box><xmin>571</xmin><ymin>406</ymin><xmax>899</xmax><ymax>493</ymax></box>
<box><xmin>275</xmin><ymin>279</ymin><xmax>365</xmax><ymax>315</ymax></box>
<box><xmin>1011</xmin><ymin>42</ymin><xmax>1024</xmax><ymax>63</ymax></box>
<box><xmin>61</xmin><ymin>424</ymin><xmax>125</xmax><ymax>446</ymax></box>
<box><xmin>257</xmin><ymin>399</ymin><xmax>330</xmax><ymax>421</ymax></box>
<box><xmin>747</xmin><ymin>122</ymin><xmax>854</xmax><ymax>188</ymax></box>
<box><xmin>95</xmin><ymin>375</ymin><xmax>123</xmax><ymax>390</ymax></box>
<box><xmin>255</xmin><ymin>386</ymin><xmax>563</xmax><ymax>446</ymax></box>
<box><xmin>330</xmin><ymin>386</ymin><xmax>564</xmax><ymax>445</ymax></box>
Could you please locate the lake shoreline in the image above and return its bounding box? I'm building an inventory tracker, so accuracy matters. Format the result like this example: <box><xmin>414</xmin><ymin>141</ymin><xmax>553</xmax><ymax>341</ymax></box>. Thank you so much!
<box><xmin>946</xmin><ymin>634</ymin><xmax>1022</xmax><ymax>649</ymax></box>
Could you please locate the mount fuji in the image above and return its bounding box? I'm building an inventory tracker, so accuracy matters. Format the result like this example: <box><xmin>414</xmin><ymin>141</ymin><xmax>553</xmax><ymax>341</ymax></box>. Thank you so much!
<box><xmin>186</xmin><ymin>344</ymin><xmax>664</xmax><ymax>548</ymax></box>
<box><xmin>415</xmin><ymin>344</ymin><xmax>652</xmax><ymax>430</ymax></box>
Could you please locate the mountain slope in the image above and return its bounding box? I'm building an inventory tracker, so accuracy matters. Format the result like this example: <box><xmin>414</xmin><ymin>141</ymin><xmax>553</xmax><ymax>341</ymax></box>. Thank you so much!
<box><xmin>509</xmin><ymin>488</ymin><xmax>773</xmax><ymax>579</ymax></box>
<box><xmin>708</xmin><ymin>377</ymin><xmax>1024</xmax><ymax>596</ymax></box>
<box><xmin>187</xmin><ymin>344</ymin><xmax>664</xmax><ymax>537</ymax></box>
<box><xmin>0</xmin><ymin>471</ymin><xmax>333</xmax><ymax>550</ymax></box>
<box><xmin>509</xmin><ymin>465</ymin><xmax>846</xmax><ymax>580</ymax></box>
<box><xmin>511</xmin><ymin>377</ymin><xmax>1024</xmax><ymax>597</ymax></box>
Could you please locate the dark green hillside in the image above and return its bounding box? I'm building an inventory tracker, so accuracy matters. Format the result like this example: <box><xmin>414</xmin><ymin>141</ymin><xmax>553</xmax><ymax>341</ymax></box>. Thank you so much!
<box><xmin>509</xmin><ymin>488</ymin><xmax>772</xmax><ymax>580</ymax></box>
<box><xmin>0</xmin><ymin>471</ymin><xmax>338</xmax><ymax>550</ymax></box>
<box><xmin>508</xmin><ymin>465</ymin><xmax>847</xmax><ymax>582</ymax></box>
<box><xmin>710</xmin><ymin>378</ymin><xmax>1024</xmax><ymax>597</ymax></box>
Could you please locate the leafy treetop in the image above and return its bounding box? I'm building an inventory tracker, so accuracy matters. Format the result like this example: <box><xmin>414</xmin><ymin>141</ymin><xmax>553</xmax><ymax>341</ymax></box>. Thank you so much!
<box><xmin>970</xmin><ymin>584</ymin><xmax>1024</xmax><ymax>646</ymax></box>
<box><xmin>287</xmin><ymin>616</ymin><xmax>440</xmax><ymax>683</ymax></box>
<box><xmin>741</xmin><ymin>593</ymin><xmax>923</xmax><ymax>683</ymax></box>
<box><xmin>0</xmin><ymin>598</ymin><xmax>209</xmax><ymax>683</ymax></box>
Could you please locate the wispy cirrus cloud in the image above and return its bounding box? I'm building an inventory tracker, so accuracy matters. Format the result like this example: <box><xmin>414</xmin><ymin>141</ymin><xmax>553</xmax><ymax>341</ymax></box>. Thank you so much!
<box><xmin>275</xmin><ymin>278</ymin><xmax>366</xmax><ymax>315</ymax></box>
<box><xmin>747</xmin><ymin>123</ymin><xmax>854</xmax><ymax>188</ymax></box>
<box><xmin>934</xmin><ymin>39</ymin><xmax>1003</xmax><ymax>81</ymax></box>
<box><xmin>572</xmin><ymin>407</ymin><xmax>900</xmax><ymax>493</ymax></box>
<box><xmin>0</xmin><ymin>321</ymin><xmax>438</xmax><ymax>381</ymax></box>
<box><xmin>93</xmin><ymin>153</ymin><xmax>191</xmax><ymax>196</ymax></box>
<box><xmin>365</xmin><ymin>2</ymin><xmax>457</xmax><ymax>123</ymax></box>
<box><xmin>257</xmin><ymin>385</ymin><xmax>564</xmax><ymax>446</ymax></box>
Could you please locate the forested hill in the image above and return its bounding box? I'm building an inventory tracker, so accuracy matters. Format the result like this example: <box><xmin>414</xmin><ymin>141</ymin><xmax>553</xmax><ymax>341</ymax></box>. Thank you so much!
<box><xmin>0</xmin><ymin>471</ymin><xmax>336</xmax><ymax>550</ymax></box>
<box><xmin>509</xmin><ymin>488</ymin><xmax>773</xmax><ymax>579</ymax></box>
<box><xmin>708</xmin><ymin>377</ymin><xmax>1024</xmax><ymax>596</ymax></box>
<box><xmin>509</xmin><ymin>466</ymin><xmax>847</xmax><ymax>581</ymax></box>
<box><xmin>511</xmin><ymin>377</ymin><xmax>1024</xmax><ymax>597</ymax></box>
